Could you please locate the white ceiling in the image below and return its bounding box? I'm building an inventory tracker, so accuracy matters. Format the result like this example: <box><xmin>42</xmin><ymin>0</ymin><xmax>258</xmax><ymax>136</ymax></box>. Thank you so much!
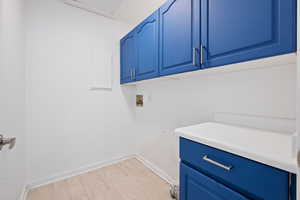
<box><xmin>62</xmin><ymin>0</ymin><xmax>165</xmax><ymax>25</ymax></box>
<box><xmin>82</xmin><ymin>0</ymin><xmax>122</xmax><ymax>15</ymax></box>
<box><xmin>115</xmin><ymin>0</ymin><xmax>165</xmax><ymax>25</ymax></box>
<box><xmin>62</xmin><ymin>0</ymin><xmax>123</xmax><ymax>17</ymax></box>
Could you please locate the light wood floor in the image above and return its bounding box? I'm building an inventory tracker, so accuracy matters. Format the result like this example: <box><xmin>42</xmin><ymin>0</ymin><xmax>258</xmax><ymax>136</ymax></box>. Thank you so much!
<box><xmin>27</xmin><ymin>158</ymin><xmax>173</xmax><ymax>200</ymax></box>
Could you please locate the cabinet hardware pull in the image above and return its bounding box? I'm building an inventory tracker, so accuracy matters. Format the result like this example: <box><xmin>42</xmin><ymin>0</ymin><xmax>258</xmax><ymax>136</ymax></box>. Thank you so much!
<box><xmin>203</xmin><ymin>155</ymin><xmax>232</xmax><ymax>171</ymax></box>
<box><xmin>193</xmin><ymin>47</ymin><xmax>197</xmax><ymax>66</ymax></box>
<box><xmin>200</xmin><ymin>45</ymin><xmax>204</xmax><ymax>65</ymax></box>
<box><xmin>130</xmin><ymin>68</ymin><xmax>133</xmax><ymax>80</ymax></box>
<box><xmin>133</xmin><ymin>68</ymin><xmax>136</xmax><ymax>79</ymax></box>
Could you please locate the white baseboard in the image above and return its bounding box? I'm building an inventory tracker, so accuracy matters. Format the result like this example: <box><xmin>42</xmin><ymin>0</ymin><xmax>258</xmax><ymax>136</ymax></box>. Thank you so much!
<box><xmin>27</xmin><ymin>155</ymin><xmax>135</xmax><ymax>190</ymax></box>
<box><xmin>26</xmin><ymin>154</ymin><xmax>177</xmax><ymax>194</ymax></box>
<box><xmin>135</xmin><ymin>154</ymin><xmax>177</xmax><ymax>185</ymax></box>
<box><xmin>19</xmin><ymin>185</ymin><xmax>29</xmax><ymax>200</ymax></box>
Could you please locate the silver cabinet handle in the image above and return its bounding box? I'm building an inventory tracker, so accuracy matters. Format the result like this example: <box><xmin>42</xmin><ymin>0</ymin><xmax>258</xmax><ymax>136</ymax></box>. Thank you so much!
<box><xmin>200</xmin><ymin>45</ymin><xmax>204</xmax><ymax>65</ymax></box>
<box><xmin>193</xmin><ymin>47</ymin><xmax>197</xmax><ymax>66</ymax></box>
<box><xmin>202</xmin><ymin>155</ymin><xmax>232</xmax><ymax>171</ymax></box>
<box><xmin>133</xmin><ymin>68</ymin><xmax>136</xmax><ymax>79</ymax></box>
<box><xmin>130</xmin><ymin>68</ymin><xmax>133</xmax><ymax>80</ymax></box>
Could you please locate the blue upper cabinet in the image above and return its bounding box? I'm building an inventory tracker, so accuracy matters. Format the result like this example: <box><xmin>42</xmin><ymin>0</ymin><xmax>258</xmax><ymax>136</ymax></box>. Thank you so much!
<box><xmin>120</xmin><ymin>31</ymin><xmax>136</xmax><ymax>84</ymax></box>
<box><xmin>135</xmin><ymin>11</ymin><xmax>160</xmax><ymax>81</ymax></box>
<box><xmin>180</xmin><ymin>163</ymin><xmax>249</xmax><ymax>200</ymax></box>
<box><xmin>120</xmin><ymin>0</ymin><xmax>296</xmax><ymax>84</ymax></box>
<box><xmin>159</xmin><ymin>0</ymin><xmax>201</xmax><ymax>76</ymax></box>
<box><xmin>200</xmin><ymin>0</ymin><xmax>297</xmax><ymax>69</ymax></box>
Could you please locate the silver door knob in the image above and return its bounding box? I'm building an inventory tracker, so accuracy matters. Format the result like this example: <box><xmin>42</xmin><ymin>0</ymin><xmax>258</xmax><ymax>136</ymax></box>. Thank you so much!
<box><xmin>0</xmin><ymin>134</ymin><xmax>16</xmax><ymax>151</ymax></box>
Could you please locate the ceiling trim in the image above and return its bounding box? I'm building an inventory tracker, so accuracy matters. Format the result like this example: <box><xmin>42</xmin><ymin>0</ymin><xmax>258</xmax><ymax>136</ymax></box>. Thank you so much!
<box><xmin>60</xmin><ymin>0</ymin><xmax>116</xmax><ymax>19</ymax></box>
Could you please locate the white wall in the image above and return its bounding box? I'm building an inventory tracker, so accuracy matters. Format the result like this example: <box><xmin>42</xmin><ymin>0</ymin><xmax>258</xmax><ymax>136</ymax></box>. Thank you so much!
<box><xmin>136</xmin><ymin>63</ymin><xmax>297</xmax><ymax>183</ymax></box>
<box><xmin>0</xmin><ymin>0</ymin><xmax>26</xmax><ymax>199</ymax></box>
<box><xmin>25</xmin><ymin>0</ymin><xmax>137</xmax><ymax>185</ymax></box>
<box><xmin>24</xmin><ymin>0</ymin><xmax>299</xmax><ymax>192</ymax></box>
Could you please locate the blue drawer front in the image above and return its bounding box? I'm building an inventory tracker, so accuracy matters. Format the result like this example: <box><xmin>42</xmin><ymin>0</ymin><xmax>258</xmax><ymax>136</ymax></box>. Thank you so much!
<box><xmin>180</xmin><ymin>163</ymin><xmax>249</xmax><ymax>200</ymax></box>
<box><xmin>180</xmin><ymin>138</ymin><xmax>289</xmax><ymax>200</ymax></box>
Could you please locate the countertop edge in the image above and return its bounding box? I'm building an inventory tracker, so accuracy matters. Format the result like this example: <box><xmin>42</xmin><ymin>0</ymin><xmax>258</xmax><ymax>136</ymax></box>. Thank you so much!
<box><xmin>177</xmin><ymin>131</ymin><xmax>298</xmax><ymax>174</ymax></box>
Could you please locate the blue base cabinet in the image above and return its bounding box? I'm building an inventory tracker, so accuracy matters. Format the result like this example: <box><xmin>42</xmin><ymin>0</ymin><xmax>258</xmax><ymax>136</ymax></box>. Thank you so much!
<box><xmin>180</xmin><ymin>138</ymin><xmax>296</xmax><ymax>200</ymax></box>
<box><xmin>180</xmin><ymin>163</ymin><xmax>248</xmax><ymax>200</ymax></box>
<box><xmin>120</xmin><ymin>0</ymin><xmax>296</xmax><ymax>84</ymax></box>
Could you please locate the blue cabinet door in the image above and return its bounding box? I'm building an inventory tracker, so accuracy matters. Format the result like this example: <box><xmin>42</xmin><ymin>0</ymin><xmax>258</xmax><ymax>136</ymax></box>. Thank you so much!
<box><xmin>201</xmin><ymin>0</ymin><xmax>296</xmax><ymax>69</ymax></box>
<box><xmin>180</xmin><ymin>163</ymin><xmax>249</xmax><ymax>200</ymax></box>
<box><xmin>159</xmin><ymin>0</ymin><xmax>201</xmax><ymax>76</ymax></box>
<box><xmin>135</xmin><ymin>11</ymin><xmax>159</xmax><ymax>81</ymax></box>
<box><xmin>120</xmin><ymin>32</ymin><xmax>136</xmax><ymax>84</ymax></box>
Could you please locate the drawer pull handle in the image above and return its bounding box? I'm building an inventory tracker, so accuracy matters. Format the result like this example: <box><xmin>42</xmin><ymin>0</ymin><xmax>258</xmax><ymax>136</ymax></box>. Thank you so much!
<box><xmin>203</xmin><ymin>155</ymin><xmax>232</xmax><ymax>171</ymax></box>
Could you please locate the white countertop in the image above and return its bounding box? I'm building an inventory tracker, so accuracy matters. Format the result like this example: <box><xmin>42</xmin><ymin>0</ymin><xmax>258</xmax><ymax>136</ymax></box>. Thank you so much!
<box><xmin>175</xmin><ymin>122</ymin><xmax>298</xmax><ymax>173</ymax></box>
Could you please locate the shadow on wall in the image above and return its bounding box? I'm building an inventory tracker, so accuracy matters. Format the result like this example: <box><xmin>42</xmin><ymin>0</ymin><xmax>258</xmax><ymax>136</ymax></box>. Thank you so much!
<box><xmin>214</xmin><ymin>112</ymin><xmax>296</xmax><ymax>133</ymax></box>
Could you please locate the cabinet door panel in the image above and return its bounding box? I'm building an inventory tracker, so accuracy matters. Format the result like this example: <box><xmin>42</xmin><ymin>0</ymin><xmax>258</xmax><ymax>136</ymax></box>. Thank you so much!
<box><xmin>159</xmin><ymin>0</ymin><xmax>200</xmax><ymax>76</ymax></box>
<box><xmin>120</xmin><ymin>33</ymin><xmax>135</xmax><ymax>83</ymax></box>
<box><xmin>136</xmin><ymin>11</ymin><xmax>159</xmax><ymax>81</ymax></box>
<box><xmin>180</xmin><ymin>163</ymin><xmax>249</xmax><ymax>200</ymax></box>
<box><xmin>201</xmin><ymin>0</ymin><xmax>296</xmax><ymax>68</ymax></box>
